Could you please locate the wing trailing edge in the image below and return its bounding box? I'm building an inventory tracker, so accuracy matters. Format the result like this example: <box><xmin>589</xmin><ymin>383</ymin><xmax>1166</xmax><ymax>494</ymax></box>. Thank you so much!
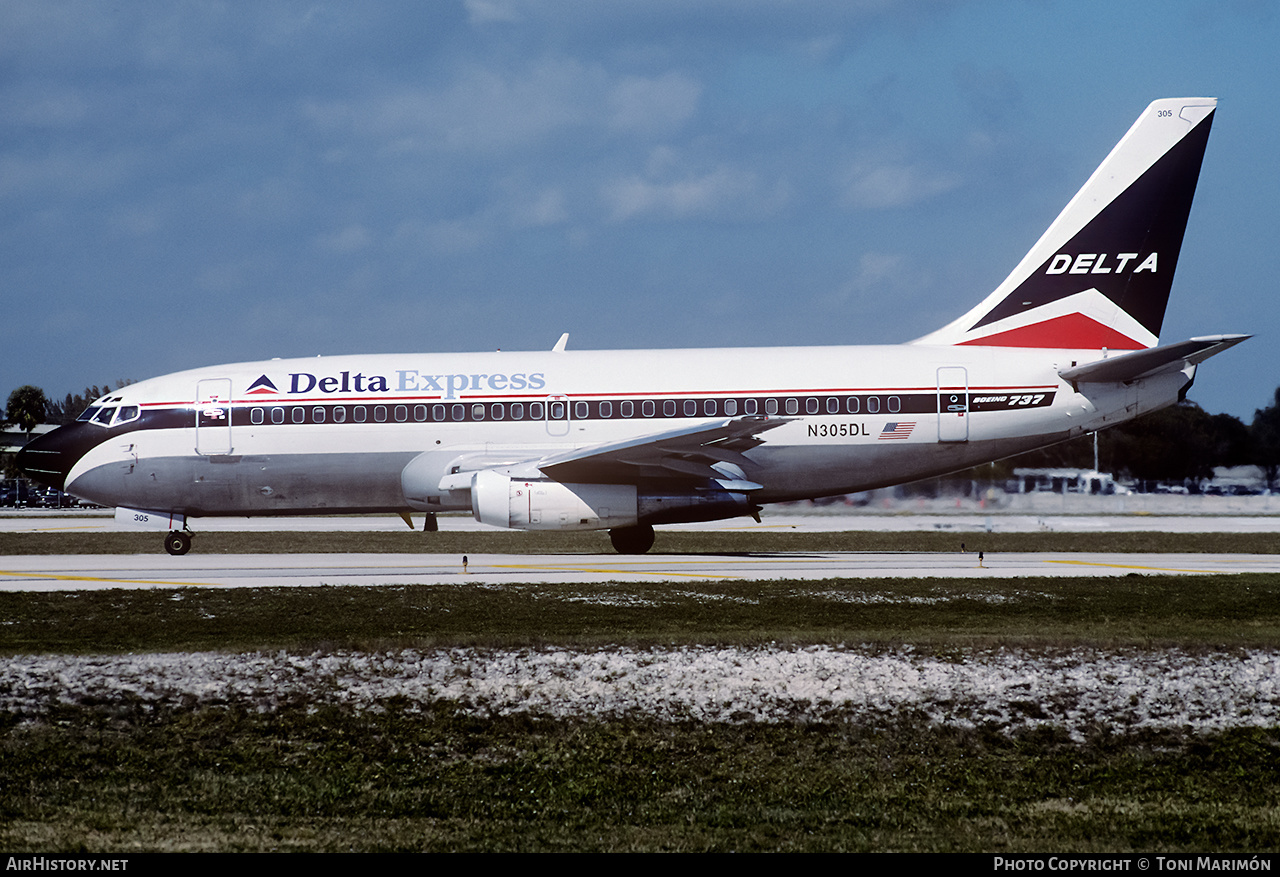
<box><xmin>536</xmin><ymin>415</ymin><xmax>791</xmax><ymax>485</ymax></box>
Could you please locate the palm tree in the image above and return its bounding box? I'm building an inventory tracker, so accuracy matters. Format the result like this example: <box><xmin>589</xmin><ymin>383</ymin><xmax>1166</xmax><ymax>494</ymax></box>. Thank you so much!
<box><xmin>5</xmin><ymin>385</ymin><xmax>48</xmax><ymax>440</ymax></box>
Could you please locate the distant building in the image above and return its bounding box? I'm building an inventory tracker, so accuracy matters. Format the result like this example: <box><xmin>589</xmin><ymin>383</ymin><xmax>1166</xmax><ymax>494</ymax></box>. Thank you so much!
<box><xmin>0</xmin><ymin>423</ymin><xmax>56</xmax><ymax>455</ymax></box>
<box><xmin>1010</xmin><ymin>468</ymin><xmax>1121</xmax><ymax>495</ymax></box>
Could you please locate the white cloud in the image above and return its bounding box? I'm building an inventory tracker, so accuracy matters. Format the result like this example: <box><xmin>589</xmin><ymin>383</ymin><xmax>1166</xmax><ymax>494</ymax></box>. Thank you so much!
<box><xmin>838</xmin><ymin>154</ymin><xmax>961</xmax><ymax>209</ymax></box>
<box><xmin>602</xmin><ymin>166</ymin><xmax>762</xmax><ymax>221</ymax></box>
<box><xmin>464</xmin><ymin>0</ymin><xmax>525</xmax><ymax>25</ymax></box>
<box><xmin>508</xmin><ymin>188</ymin><xmax>569</xmax><ymax>228</ymax></box>
<box><xmin>316</xmin><ymin>224</ymin><xmax>373</xmax><ymax>255</ymax></box>
<box><xmin>304</xmin><ymin>57</ymin><xmax>606</xmax><ymax>155</ymax></box>
<box><xmin>818</xmin><ymin>250</ymin><xmax>933</xmax><ymax>314</ymax></box>
<box><xmin>395</xmin><ymin>217</ymin><xmax>487</xmax><ymax>256</ymax></box>
<box><xmin>0</xmin><ymin>150</ymin><xmax>130</xmax><ymax>199</ymax></box>
<box><xmin>608</xmin><ymin>72</ymin><xmax>701</xmax><ymax>133</ymax></box>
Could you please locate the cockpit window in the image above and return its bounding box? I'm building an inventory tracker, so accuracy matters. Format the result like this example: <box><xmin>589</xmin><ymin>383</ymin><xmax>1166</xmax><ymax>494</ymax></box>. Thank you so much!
<box><xmin>80</xmin><ymin>403</ymin><xmax>140</xmax><ymax>428</ymax></box>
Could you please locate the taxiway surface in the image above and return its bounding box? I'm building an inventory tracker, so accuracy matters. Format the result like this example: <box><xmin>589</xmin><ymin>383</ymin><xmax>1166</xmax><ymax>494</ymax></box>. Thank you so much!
<box><xmin>3</xmin><ymin>550</ymin><xmax>1278</xmax><ymax>591</ymax></box>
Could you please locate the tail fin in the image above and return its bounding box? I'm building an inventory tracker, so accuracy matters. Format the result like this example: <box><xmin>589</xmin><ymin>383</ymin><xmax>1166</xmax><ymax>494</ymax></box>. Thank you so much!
<box><xmin>914</xmin><ymin>98</ymin><xmax>1216</xmax><ymax>350</ymax></box>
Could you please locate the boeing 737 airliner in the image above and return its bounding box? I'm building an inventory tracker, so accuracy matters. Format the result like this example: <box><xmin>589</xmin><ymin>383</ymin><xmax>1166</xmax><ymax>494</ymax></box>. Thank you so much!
<box><xmin>18</xmin><ymin>98</ymin><xmax>1247</xmax><ymax>555</ymax></box>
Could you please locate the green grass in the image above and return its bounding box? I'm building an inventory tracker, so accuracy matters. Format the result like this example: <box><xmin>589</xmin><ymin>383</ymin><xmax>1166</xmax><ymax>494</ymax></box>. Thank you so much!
<box><xmin>4</xmin><ymin>574</ymin><xmax>1280</xmax><ymax>655</ymax></box>
<box><xmin>5</xmin><ymin>530</ymin><xmax>1280</xmax><ymax>851</ymax></box>
<box><xmin>3</xmin><ymin>705</ymin><xmax>1278</xmax><ymax>852</ymax></box>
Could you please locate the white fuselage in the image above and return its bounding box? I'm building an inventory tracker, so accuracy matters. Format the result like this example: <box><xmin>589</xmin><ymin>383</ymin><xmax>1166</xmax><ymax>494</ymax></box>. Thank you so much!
<box><xmin>57</xmin><ymin>342</ymin><xmax>1190</xmax><ymax>526</ymax></box>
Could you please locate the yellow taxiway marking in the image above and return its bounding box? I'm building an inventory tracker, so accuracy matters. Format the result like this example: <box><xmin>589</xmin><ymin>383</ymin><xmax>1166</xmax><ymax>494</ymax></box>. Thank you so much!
<box><xmin>1045</xmin><ymin>559</ymin><xmax>1221</xmax><ymax>574</ymax></box>
<box><xmin>0</xmin><ymin>569</ymin><xmax>219</xmax><ymax>588</ymax></box>
<box><xmin>30</xmin><ymin>525</ymin><xmax>105</xmax><ymax>532</ymax></box>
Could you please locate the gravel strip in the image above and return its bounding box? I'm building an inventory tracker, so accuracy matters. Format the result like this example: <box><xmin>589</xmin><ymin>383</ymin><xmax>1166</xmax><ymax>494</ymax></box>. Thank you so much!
<box><xmin>4</xmin><ymin>646</ymin><xmax>1278</xmax><ymax>737</ymax></box>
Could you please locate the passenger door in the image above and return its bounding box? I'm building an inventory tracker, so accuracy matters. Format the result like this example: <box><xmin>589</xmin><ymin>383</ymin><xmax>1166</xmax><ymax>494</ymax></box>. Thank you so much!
<box><xmin>195</xmin><ymin>378</ymin><xmax>233</xmax><ymax>455</ymax></box>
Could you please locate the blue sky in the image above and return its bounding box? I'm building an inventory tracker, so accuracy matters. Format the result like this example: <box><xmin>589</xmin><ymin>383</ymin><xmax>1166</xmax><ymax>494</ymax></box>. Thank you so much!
<box><xmin>3</xmin><ymin>0</ymin><xmax>1276</xmax><ymax>419</ymax></box>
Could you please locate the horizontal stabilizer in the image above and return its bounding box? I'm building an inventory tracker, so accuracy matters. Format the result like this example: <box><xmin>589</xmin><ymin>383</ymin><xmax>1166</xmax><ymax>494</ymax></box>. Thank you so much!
<box><xmin>1058</xmin><ymin>334</ymin><xmax>1250</xmax><ymax>384</ymax></box>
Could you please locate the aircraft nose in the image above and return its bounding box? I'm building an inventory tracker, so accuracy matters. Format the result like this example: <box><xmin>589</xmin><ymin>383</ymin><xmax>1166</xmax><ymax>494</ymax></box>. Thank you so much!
<box><xmin>15</xmin><ymin>424</ymin><xmax>91</xmax><ymax>491</ymax></box>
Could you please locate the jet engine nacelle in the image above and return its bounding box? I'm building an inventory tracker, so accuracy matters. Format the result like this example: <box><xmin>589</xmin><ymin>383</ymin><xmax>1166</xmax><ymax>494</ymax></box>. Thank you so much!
<box><xmin>471</xmin><ymin>469</ymin><xmax>639</xmax><ymax>531</ymax></box>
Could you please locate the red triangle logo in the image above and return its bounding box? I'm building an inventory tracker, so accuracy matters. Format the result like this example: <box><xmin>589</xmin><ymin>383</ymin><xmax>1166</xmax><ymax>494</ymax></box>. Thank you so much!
<box><xmin>957</xmin><ymin>313</ymin><xmax>1147</xmax><ymax>349</ymax></box>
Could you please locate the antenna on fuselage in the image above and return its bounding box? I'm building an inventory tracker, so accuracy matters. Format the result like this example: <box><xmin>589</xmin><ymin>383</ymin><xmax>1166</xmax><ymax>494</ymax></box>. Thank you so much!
<box><xmin>552</xmin><ymin>333</ymin><xmax>569</xmax><ymax>353</ymax></box>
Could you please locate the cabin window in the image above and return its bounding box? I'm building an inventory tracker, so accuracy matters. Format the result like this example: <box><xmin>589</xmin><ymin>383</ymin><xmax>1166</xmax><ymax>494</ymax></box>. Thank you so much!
<box><xmin>271</xmin><ymin>408</ymin><xmax>285</xmax><ymax>424</ymax></box>
<box><xmin>491</xmin><ymin>403</ymin><xmax>504</xmax><ymax>420</ymax></box>
<box><xmin>867</xmin><ymin>396</ymin><xmax>880</xmax><ymax>414</ymax></box>
<box><xmin>313</xmin><ymin>407</ymin><xmax>326</xmax><ymax>423</ymax></box>
<box><xmin>765</xmin><ymin>398</ymin><xmax>779</xmax><ymax>415</ymax></box>
<box><xmin>471</xmin><ymin>403</ymin><xmax>485</xmax><ymax>420</ymax></box>
<box><xmin>510</xmin><ymin>402</ymin><xmax>524</xmax><ymax>420</ymax></box>
<box><xmin>575</xmin><ymin>401</ymin><xmax>589</xmax><ymax>419</ymax></box>
<box><xmin>354</xmin><ymin>406</ymin><xmax>367</xmax><ymax>423</ymax></box>
<box><xmin>642</xmin><ymin>400</ymin><xmax>655</xmax><ymax>417</ymax></box>
<box><xmin>334</xmin><ymin>406</ymin><xmax>347</xmax><ymax>423</ymax></box>
<box><xmin>806</xmin><ymin>398</ymin><xmax>819</xmax><ymax>415</ymax></box>
<box><xmin>827</xmin><ymin>397</ymin><xmax>840</xmax><ymax>414</ymax></box>
<box><xmin>704</xmin><ymin>399</ymin><xmax>716</xmax><ymax>416</ymax></box>
<box><xmin>743</xmin><ymin>398</ymin><xmax>758</xmax><ymax>415</ymax></box>
<box><xmin>684</xmin><ymin>400</ymin><xmax>697</xmax><ymax>416</ymax></box>
<box><xmin>374</xmin><ymin>406</ymin><xmax>387</xmax><ymax>423</ymax></box>
<box><xmin>413</xmin><ymin>405</ymin><xmax>427</xmax><ymax>422</ymax></box>
<box><xmin>621</xmin><ymin>400</ymin><xmax>634</xmax><ymax>418</ymax></box>
<box><xmin>432</xmin><ymin>405</ymin><xmax>445</xmax><ymax>422</ymax></box>
<box><xmin>846</xmin><ymin>397</ymin><xmax>860</xmax><ymax>414</ymax></box>
<box><xmin>888</xmin><ymin>395</ymin><xmax>901</xmax><ymax>414</ymax></box>
<box><xmin>395</xmin><ymin>405</ymin><xmax>408</xmax><ymax>422</ymax></box>
<box><xmin>724</xmin><ymin>399</ymin><xmax>738</xmax><ymax>416</ymax></box>
<box><xmin>664</xmin><ymin>400</ymin><xmax>676</xmax><ymax>417</ymax></box>
<box><xmin>599</xmin><ymin>401</ymin><xmax>612</xmax><ymax>418</ymax></box>
<box><xmin>785</xmin><ymin>398</ymin><xmax>799</xmax><ymax>415</ymax></box>
<box><xmin>251</xmin><ymin>408</ymin><xmax>264</xmax><ymax>425</ymax></box>
<box><xmin>451</xmin><ymin>404</ymin><xmax>465</xmax><ymax>421</ymax></box>
<box><xmin>528</xmin><ymin>402</ymin><xmax>544</xmax><ymax>420</ymax></box>
<box><xmin>549</xmin><ymin>401</ymin><xmax>565</xmax><ymax>420</ymax></box>
<box><xmin>292</xmin><ymin>407</ymin><xmax>305</xmax><ymax>424</ymax></box>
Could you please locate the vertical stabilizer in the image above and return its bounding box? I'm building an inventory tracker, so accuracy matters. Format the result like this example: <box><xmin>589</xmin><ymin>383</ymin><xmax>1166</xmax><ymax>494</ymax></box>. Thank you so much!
<box><xmin>913</xmin><ymin>98</ymin><xmax>1216</xmax><ymax>350</ymax></box>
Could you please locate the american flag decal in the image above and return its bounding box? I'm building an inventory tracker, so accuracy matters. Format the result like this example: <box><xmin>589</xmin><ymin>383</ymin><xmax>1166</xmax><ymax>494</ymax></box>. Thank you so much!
<box><xmin>879</xmin><ymin>422</ymin><xmax>915</xmax><ymax>440</ymax></box>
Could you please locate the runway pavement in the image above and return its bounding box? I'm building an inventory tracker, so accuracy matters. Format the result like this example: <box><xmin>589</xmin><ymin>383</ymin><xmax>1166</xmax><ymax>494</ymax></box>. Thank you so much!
<box><xmin>5</xmin><ymin>507</ymin><xmax>1279</xmax><ymax>591</ymax></box>
<box><xmin>5</xmin><ymin>508</ymin><xmax>1280</xmax><ymax>534</ymax></box>
<box><xmin>3</xmin><ymin>550</ymin><xmax>1279</xmax><ymax>591</ymax></box>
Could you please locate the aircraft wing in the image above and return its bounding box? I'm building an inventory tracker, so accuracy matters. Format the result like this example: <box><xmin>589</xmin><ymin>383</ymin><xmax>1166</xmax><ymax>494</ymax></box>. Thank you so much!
<box><xmin>535</xmin><ymin>415</ymin><xmax>791</xmax><ymax>488</ymax></box>
<box><xmin>1058</xmin><ymin>334</ymin><xmax>1251</xmax><ymax>385</ymax></box>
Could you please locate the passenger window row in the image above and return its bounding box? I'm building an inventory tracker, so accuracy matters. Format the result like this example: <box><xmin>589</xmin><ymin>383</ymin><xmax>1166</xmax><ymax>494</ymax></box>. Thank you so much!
<box><xmin>243</xmin><ymin>394</ymin><xmax>912</xmax><ymax>426</ymax></box>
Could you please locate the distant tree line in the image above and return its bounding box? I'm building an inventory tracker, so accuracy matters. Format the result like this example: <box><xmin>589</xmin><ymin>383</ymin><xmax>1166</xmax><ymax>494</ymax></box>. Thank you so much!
<box><xmin>43</xmin><ymin>385</ymin><xmax>129</xmax><ymax>426</ymax></box>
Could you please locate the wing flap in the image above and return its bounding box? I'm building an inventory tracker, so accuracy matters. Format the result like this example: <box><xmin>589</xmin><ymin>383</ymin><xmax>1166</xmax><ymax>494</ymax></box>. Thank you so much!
<box><xmin>537</xmin><ymin>415</ymin><xmax>790</xmax><ymax>485</ymax></box>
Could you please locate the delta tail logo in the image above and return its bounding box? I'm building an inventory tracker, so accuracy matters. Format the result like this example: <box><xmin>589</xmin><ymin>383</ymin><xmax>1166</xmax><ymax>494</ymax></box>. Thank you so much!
<box><xmin>246</xmin><ymin>375</ymin><xmax>280</xmax><ymax>395</ymax></box>
<box><xmin>913</xmin><ymin>99</ymin><xmax>1215</xmax><ymax>351</ymax></box>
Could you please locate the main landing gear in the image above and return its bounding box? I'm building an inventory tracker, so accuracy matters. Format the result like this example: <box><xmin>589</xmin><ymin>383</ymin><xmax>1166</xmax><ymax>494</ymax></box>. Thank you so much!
<box><xmin>164</xmin><ymin>530</ymin><xmax>192</xmax><ymax>556</ymax></box>
<box><xmin>609</xmin><ymin>524</ymin><xmax>655</xmax><ymax>555</ymax></box>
